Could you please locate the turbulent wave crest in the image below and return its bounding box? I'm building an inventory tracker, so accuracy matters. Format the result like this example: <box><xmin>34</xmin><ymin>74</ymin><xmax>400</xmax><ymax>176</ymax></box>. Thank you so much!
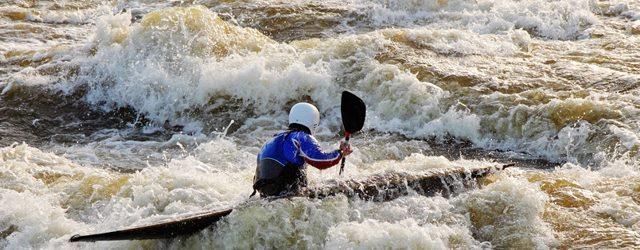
<box><xmin>61</xmin><ymin>4</ymin><xmax>640</xmax><ymax>164</ymax></box>
<box><xmin>361</xmin><ymin>0</ymin><xmax>599</xmax><ymax>40</ymax></box>
<box><xmin>65</xmin><ymin>6</ymin><xmax>490</xmax><ymax>140</ymax></box>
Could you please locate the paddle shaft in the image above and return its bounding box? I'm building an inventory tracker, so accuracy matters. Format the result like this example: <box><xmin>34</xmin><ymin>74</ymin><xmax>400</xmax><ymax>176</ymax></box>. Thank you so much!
<box><xmin>339</xmin><ymin>132</ymin><xmax>350</xmax><ymax>175</ymax></box>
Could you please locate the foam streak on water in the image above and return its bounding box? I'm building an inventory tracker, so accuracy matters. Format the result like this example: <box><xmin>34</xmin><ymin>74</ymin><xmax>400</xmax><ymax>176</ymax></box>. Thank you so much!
<box><xmin>1</xmin><ymin>0</ymin><xmax>640</xmax><ymax>249</ymax></box>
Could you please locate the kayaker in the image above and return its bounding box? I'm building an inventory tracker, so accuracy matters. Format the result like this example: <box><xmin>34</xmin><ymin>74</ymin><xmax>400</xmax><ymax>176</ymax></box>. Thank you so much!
<box><xmin>251</xmin><ymin>102</ymin><xmax>353</xmax><ymax>197</ymax></box>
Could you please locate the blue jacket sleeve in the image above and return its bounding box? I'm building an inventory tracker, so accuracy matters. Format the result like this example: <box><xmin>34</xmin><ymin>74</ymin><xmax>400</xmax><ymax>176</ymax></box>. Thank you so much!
<box><xmin>293</xmin><ymin>133</ymin><xmax>342</xmax><ymax>169</ymax></box>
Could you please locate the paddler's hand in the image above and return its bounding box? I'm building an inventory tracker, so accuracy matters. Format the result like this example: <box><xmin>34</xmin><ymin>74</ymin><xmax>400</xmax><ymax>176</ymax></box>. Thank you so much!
<box><xmin>339</xmin><ymin>141</ymin><xmax>353</xmax><ymax>156</ymax></box>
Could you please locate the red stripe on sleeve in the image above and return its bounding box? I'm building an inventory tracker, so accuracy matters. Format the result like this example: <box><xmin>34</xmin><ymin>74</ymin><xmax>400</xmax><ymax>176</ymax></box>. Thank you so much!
<box><xmin>303</xmin><ymin>154</ymin><xmax>342</xmax><ymax>169</ymax></box>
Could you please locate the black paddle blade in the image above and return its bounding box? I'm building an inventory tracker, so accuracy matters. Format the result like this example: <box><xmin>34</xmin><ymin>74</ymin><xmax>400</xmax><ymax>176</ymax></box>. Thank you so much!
<box><xmin>341</xmin><ymin>91</ymin><xmax>366</xmax><ymax>134</ymax></box>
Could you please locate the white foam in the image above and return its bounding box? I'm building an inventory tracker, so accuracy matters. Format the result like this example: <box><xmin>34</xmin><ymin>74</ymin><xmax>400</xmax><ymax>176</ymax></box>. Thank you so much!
<box><xmin>0</xmin><ymin>190</ymin><xmax>85</xmax><ymax>250</ymax></box>
<box><xmin>0</xmin><ymin>4</ymin><xmax>112</xmax><ymax>25</ymax></box>
<box><xmin>536</xmin><ymin>162</ymin><xmax>640</xmax><ymax>233</ymax></box>
<box><xmin>207</xmin><ymin>193</ymin><xmax>485</xmax><ymax>249</ymax></box>
<box><xmin>0</xmin><ymin>143</ymin><xmax>90</xmax><ymax>249</ymax></box>
<box><xmin>325</xmin><ymin>219</ymin><xmax>472</xmax><ymax>249</ymax></box>
<box><xmin>358</xmin><ymin>0</ymin><xmax>599</xmax><ymax>40</ymax></box>
<box><xmin>590</xmin><ymin>192</ymin><xmax>640</xmax><ymax>230</ymax></box>
<box><xmin>65</xmin><ymin>7</ymin><xmax>529</xmax><ymax>146</ymax></box>
<box><xmin>454</xmin><ymin>175</ymin><xmax>558</xmax><ymax>249</ymax></box>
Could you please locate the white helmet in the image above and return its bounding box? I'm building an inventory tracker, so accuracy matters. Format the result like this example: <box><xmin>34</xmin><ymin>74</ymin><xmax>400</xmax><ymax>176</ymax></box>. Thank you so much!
<box><xmin>289</xmin><ymin>102</ymin><xmax>320</xmax><ymax>134</ymax></box>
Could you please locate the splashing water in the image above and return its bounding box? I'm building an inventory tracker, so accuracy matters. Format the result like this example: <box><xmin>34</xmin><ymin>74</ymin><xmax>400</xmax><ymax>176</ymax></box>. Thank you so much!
<box><xmin>1</xmin><ymin>0</ymin><xmax>640</xmax><ymax>248</ymax></box>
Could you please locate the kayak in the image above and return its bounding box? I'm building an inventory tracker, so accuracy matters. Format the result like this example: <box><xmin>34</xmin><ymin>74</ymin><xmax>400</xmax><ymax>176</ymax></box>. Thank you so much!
<box><xmin>69</xmin><ymin>164</ymin><xmax>513</xmax><ymax>242</ymax></box>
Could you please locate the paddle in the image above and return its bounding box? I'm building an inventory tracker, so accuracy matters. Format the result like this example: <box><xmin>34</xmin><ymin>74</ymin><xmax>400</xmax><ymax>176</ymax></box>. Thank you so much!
<box><xmin>339</xmin><ymin>91</ymin><xmax>366</xmax><ymax>175</ymax></box>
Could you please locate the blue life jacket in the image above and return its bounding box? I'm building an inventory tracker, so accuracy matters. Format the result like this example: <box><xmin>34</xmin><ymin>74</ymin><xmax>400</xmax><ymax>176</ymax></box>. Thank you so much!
<box><xmin>258</xmin><ymin>130</ymin><xmax>342</xmax><ymax>169</ymax></box>
<box><xmin>252</xmin><ymin>130</ymin><xmax>342</xmax><ymax>197</ymax></box>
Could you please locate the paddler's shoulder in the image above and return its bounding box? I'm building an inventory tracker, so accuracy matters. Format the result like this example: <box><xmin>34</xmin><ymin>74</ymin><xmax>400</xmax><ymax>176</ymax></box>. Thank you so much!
<box><xmin>282</xmin><ymin>130</ymin><xmax>317</xmax><ymax>142</ymax></box>
<box><xmin>293</xmin><ymin>131</ymin><xmax>320</xmax><ymax>145</ymax></box>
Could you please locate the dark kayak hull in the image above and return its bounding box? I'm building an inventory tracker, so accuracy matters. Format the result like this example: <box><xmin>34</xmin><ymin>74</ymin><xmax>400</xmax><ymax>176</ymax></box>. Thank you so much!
<box><xmin>69</xmin><ymin>164</ymin><xmax>512</xmax><ymax>242</ymax></box>
<box><xmin>69</xmin><ymin>209</ymin><xmax>232</xmax><ymax>242</ymax></box>
<box><xmin>302</xmin><ymin>164</ymin><xmax>513</xmax><ymax>201</ymax></box>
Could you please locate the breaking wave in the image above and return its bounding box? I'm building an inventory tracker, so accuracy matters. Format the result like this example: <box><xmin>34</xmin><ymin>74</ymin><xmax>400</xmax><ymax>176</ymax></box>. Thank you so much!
<box><xmin>43</xmin><ymin>5</ymin><xmax>637</xmax><ymax>164</ymax></box>
<box><xmin>2</xmin><ymin>1</ymin><xmax>640</xmax><ymax>249</ymax></box>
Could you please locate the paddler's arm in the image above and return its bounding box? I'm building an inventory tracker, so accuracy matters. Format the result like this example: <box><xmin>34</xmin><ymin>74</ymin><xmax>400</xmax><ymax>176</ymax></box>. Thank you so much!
<box><xmin>295</xmin><ymin>134</ymin><xmax>351</xmax><ymax>170</ymax></box>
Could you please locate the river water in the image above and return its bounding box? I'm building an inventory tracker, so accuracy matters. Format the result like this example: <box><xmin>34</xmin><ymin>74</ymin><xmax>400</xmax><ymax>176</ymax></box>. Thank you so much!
<box><xmin>1</xmin><ymin>0</ymin><xmax>640</xmax><ymax>249</ymax></box>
